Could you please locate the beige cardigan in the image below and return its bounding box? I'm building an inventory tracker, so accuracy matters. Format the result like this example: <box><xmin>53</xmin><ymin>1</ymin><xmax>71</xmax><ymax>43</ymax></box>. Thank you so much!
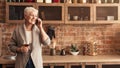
<box><xmin>8</xmin><ymin>24</ymin><xmax>51</xmax><ymax>68</ymax></box>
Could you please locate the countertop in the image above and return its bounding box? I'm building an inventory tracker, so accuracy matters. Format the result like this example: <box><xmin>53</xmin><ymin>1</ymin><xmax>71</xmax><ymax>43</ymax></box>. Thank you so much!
<box><xmin>1</xmin><ymin>55</ymin><xmax>120</xmax><ymax>64</ymax></box>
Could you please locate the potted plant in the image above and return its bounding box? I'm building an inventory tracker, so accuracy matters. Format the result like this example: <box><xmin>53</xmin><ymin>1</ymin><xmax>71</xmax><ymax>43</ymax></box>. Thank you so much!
<box><xmin>70</xmin><ymin>44</ymin><xmax>79</xmax><ymax>55</ymax></box>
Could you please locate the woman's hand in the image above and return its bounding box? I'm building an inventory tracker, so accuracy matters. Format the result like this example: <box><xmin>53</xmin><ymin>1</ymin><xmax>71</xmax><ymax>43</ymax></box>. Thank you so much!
<box><xmin>20</xmin><ymin>45</ymin><xmax>30</xmax><ymax>53</ymax></box>
<box><xmin>36</xmin><ymin>18</ymin><xmax>43</xmax><ymax>28</ymax></box>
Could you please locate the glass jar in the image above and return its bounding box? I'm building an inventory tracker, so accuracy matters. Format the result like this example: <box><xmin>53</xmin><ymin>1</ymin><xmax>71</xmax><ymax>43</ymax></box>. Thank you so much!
<box><xmin>96</xmin><ymin>0</ymin><xmax>101</xmax><ymax>3</ymax></box>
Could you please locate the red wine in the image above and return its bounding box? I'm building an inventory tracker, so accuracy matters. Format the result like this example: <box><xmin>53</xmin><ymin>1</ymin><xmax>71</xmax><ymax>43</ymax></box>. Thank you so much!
<box><xmin>23</xmin><ymin>44</ymin><xmax>29</xmax><ymax>47</ymax></box>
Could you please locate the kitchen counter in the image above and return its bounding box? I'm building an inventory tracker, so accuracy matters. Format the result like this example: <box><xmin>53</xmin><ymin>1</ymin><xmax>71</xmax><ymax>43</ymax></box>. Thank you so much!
<box><xmin>43</xmin><ymin>55</ymin><xmax>120</xmax><ymax>63</ymax></box>
<box><xmin>0</xmin><ymin>55</ymin><xmax>120</xmax><ymax>64</ymax></box>
<box><xmin>1</xmin><ymin>55</ymin><xmax>120</xmax><ymax>68</ymax></box>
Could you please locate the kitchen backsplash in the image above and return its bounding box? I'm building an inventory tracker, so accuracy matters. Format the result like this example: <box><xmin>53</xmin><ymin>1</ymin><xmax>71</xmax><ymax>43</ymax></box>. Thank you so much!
<box><xmin>0</xmin><ymin>0</ymin><xmax>120</xmax><ymax>56</ymax></box>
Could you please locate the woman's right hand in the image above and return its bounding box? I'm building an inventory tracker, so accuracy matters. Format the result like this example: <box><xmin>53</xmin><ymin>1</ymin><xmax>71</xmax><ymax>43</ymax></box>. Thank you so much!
<box><xmin>20</xmin><ymin>45</ymin><xmax>30</xmax><ymax>53</ymax></box>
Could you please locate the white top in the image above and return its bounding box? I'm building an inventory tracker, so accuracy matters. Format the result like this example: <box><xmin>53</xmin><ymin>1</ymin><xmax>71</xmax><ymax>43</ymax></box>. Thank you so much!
<box><xmin>24</xmin><ymin>24</ymin><xmax>32</xmax><ymax>44</ymax></box>
<box><xmin>25</xmin><ymin>31</ymin><xmax>32</xmax><ymax>44</ymax></box>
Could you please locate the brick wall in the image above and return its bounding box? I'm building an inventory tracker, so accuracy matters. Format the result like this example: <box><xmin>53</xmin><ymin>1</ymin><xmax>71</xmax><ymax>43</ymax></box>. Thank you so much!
<box><xmin>0</xmin><ymin>0</ymin><xmax>5</xmax><ymax>23</ymax></box>
<box><xmin>0</xmin><ymin>0</ymin><xmax>120</xmax><ymax>56</ymax></box>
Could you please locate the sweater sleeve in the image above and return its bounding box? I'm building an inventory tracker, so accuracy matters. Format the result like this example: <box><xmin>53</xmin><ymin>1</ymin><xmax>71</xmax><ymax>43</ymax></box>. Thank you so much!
<box><xmin>8</xmin><ymin>29</ymin><xmax>19</xmax><ymax>53</ymax></box>
<box><xmin>42</xmin><ymin>37</ymin><xmax>51</xmax><ymax>46</ymax></box>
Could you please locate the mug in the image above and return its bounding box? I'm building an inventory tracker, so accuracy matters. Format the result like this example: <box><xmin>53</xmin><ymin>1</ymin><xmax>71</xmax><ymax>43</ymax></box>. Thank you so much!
<box><xmin>73</xmin><ymin>16</ymin><xmax>79</xmax><ymax>20</ymax></box>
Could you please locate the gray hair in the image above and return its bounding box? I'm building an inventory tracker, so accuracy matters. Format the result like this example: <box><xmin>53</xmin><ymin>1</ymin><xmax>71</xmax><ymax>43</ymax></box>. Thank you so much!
<box><xmin>24</xmin><ymin>7</ymin><xmax>38</xmax><ymax>16</ymax></box>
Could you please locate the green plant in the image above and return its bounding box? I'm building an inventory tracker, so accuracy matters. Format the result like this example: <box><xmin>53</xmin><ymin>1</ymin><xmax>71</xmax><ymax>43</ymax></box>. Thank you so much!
<box><xmin>70</xmin><ymin>44</ymin><xmax>79</xmax><ymax>52</ymax></box>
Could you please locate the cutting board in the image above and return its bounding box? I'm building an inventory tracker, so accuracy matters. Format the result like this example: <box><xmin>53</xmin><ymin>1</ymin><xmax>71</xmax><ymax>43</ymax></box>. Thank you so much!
<box><xmin>0</xmin><ymin>28</ymin><xmax>2</xmax><ymax>56</ymax></box>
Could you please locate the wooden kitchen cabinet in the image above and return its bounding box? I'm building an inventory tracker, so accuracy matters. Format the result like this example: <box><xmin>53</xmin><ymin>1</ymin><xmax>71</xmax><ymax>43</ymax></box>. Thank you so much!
<box><xmin>5</xmin><ymin>0</ymin><xmax>120</xmax><ymax>24</ymax></box>
<box><xmin>68</xmin><ymin>63</ymin><xmax>82</xmax><ymax>68</ymax></box>
<box><xmin>65</xmin><ymin>3</ymin><xmax>93</xmax><ymax>24</ymax></box>
<box><xmin>6</xmin><ymin>2</ymin><xmax>64</xmax><ymax>24</ymax></box>
<box><xmin>68</xmin><ymin>63</ymin><xmax>96</xmax><ymax>68</ymax></box>
<box><xmin>102</xmin><ymin>64</ymin><xmax>120</xmax><ymax>68</ymax></box>
<box><xmin>36</xmin><ymin>3</ymin><xmax>64</xmax><ymax>24</ymax></box>
<box><xmin>86</xmin><ymin>65</ymin><xmax>96</xmax><ymax>68</ymax></box>
<box><xmin>94</xmin><ymin>3</ymin><xmax>120</xmax><ymax>24</ymax></box>
<box><xmin>6</xmin><ymin>3</ymin><xmax>36</xmax><ymax>23</ymax></box>
<box><xmin>2</xmin><ymin>64</ymin><xmax>14</xmax><ymax>68</ymax></box>
<box><xmin>44</xmin><ymin>63</ymin><xmax>67</xmax><ymax>68</ymax></box>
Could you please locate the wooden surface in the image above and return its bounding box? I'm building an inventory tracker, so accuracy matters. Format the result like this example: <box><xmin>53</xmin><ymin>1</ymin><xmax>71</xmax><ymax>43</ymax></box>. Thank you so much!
<box><xmin>43</xmin><ymin>55</ymin><xmax>120</xmax><ymax>64</ymax></box>
<box><xmin>1</xmin><ymin>55</ymin><xmax>120</xmax><ymax>64</ymax></box>
<box><xmin>0</xmin><ymin>28</ymin><xmax>2</xmax><ymax>56</ymax></box>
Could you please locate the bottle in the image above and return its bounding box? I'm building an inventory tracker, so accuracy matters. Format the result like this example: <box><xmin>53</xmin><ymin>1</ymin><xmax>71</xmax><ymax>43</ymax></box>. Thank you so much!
<box><xmin>111</xmin><ymin>0</ymin><xmax>114</xmax><ymax>3</ymax></box>
<box><xmin>60</xmin><ymin>0</ymin><xmax>64</xmax><ymax>3</ymax></box>
<box><xmin>50</xmin><ymin>48</ymin><xmax>56</xmax><ymax>56</ymax></box>
<box><xmin>97</xmin><ymin>0</ymin><xmax>101</xmax><ymax>3</ymax></box>
<box><xmin>68</xmin><ymin>0</ymin><xmax>72</xmax><ymax>3</ymax></box>
<box><xmin>16</xmin><ymin>0</ymin><xmax>20</xmax><ymax>2</ymax></box>
<box><xmin>60</xmin><ymin>49</ymin><xmax>66</xmax><ymax>56</ymax></box>
<box><xmin>26</xmin><ymin>0</ymin><xmax>35</xmax><ymax>2</ymax></box>
<box><xmin>53</xmin><ymin>0</ymin><xmax>60</xmax><ymax>3</ymax></box>
<box><xmin>73</xmin><ymin>0</ymin><xmax>77</xmax><ymax>3</ymax></box>
<box><xmin>68</xmin><ymin>14</ymin><xmax>70</xmax><ymax>20</ymax></box>
<box><xmin>83</xmin><ymin>46</ymin><xmax>86</xmax><ymax>55</ymax></box>
<box><xmin>104</xmin><ymin>0</ymin><xmax>107</xmax><ymax>3</ymax></box>
<box><xmin>82</xmin><ymin>0</ymin><xmax>87</xmax><ymax>3</ymax></box>
<box><xmin>7</xmin><ymin>0</ymin><xmax>12</xmax><ymax>2</ymax></box>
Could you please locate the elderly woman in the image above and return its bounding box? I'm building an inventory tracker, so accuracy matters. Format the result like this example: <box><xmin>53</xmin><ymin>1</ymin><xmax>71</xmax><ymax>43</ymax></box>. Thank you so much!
<box><xmin>8</xmin><ymin>7</ymin><xmax>51</xmax><ymax>68</ymax></box>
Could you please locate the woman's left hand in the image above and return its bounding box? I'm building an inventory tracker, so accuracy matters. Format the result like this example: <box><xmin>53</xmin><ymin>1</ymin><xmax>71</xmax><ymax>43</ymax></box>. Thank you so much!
<box><xmin>36</xmin><ymin>18</ymin><xmax>43</xmax><ymax>28</ymax></box>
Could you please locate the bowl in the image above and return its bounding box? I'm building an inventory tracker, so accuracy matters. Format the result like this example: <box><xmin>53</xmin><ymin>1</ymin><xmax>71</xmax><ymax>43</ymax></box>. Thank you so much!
<box><xmin>3</xmin><ymin>55</ymin><xmax>16</xmax><ymax>60</ymax></box>
<box><xmin>70</xmin><ymin>51</ymin><xmax>79</xmax><ymax>56</ymax></box>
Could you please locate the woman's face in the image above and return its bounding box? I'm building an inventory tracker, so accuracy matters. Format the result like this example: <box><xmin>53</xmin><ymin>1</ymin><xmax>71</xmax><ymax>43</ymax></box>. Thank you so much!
<box><xmin>24</xmin><ymin>11</ymin><xmax>38</xmax><ymax>24</ymax></box>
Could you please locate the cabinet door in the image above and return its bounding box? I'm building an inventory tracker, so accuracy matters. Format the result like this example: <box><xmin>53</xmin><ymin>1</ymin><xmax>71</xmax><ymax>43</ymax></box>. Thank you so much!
<box><xmin>102</xmin><ymin>64</ymin><xmax>120</xmax><ymax>68</ymax></box>
<box><xmin>86</xmin><ymin>65</ymin><xmax>96</xmax><ymax>68</ymax></box>
<box><xmin>54</xmin><ymin>63</ymin><xmax>67</xmax><ymax>68</ymax></box>
<box><xmin>37</xmin><ymin>3</ymin><xmax>64</xmax><ymax>24</ymax></box>
<box><xmin>65</xmin><ymin>4</ymin><xmax>93</xmax><ymax>24</ymax></box>
<box><xmin>94</xmin><ymin>4</ymin><xmax>120</xmax><ymax>24</ymax></box>
<box><xmin>44</xmin><ymin>63</ymin><xmax>67</xmax><ymax>68</ymax></box>
<box><xmin>6</xmin><ymin>3</ymin><xmax>36</xmax><ymax>23</ymax></box>
<box><xmin>2</xmin><ymin>64</ymin><xmax>14</xmax><ymax>68</ymax></box>
<box><xmin>44</xmin><ymin>63</ymin><xmax>51</xmax><ymax>68</ymax></box>
<box><xmin>68</xmin><ymin>63</ymin><xmax>82</xmax><ymax>68</ymax></box>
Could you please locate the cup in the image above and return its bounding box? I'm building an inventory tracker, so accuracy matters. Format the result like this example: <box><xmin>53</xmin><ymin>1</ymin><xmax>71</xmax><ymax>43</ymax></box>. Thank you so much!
<box><xmin>73</xmin><ymin>16</ymin><xmax>79</xmax><ymax>20</ymax></box>
<box><xmin>97</xmin><ymin>0</ymin><xmax>101</xmax><ymax>3</ymax></box>
<box><xmin>107</xmin><ymin>16</ymin><xmax>114</xmax><ymax>21</ymax></box>
<box><xmin>23</xmin><ymin>44</ymin><xmax>29</xmax><ymax>47</ymax></box>
<box><xmin>72</xmin><ymin>0</ymin><xmax>77</xmax><ymax>3</ymax></box>
<box><xmin>81</xmin><ymin>0</ymin><xmax>87</xmax><ymax>3</ymax></box>
<box><xmin>45</xmin><ymin>0</ymin><xmax>52</xmax><ymax>3</ymax></box>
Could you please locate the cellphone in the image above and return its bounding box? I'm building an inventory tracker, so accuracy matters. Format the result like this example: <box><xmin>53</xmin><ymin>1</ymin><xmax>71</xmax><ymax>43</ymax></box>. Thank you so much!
<box><xmin>35</xmin><ymin>19</ymin><xmax>38</xmax><ymax>25</ymax></box>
